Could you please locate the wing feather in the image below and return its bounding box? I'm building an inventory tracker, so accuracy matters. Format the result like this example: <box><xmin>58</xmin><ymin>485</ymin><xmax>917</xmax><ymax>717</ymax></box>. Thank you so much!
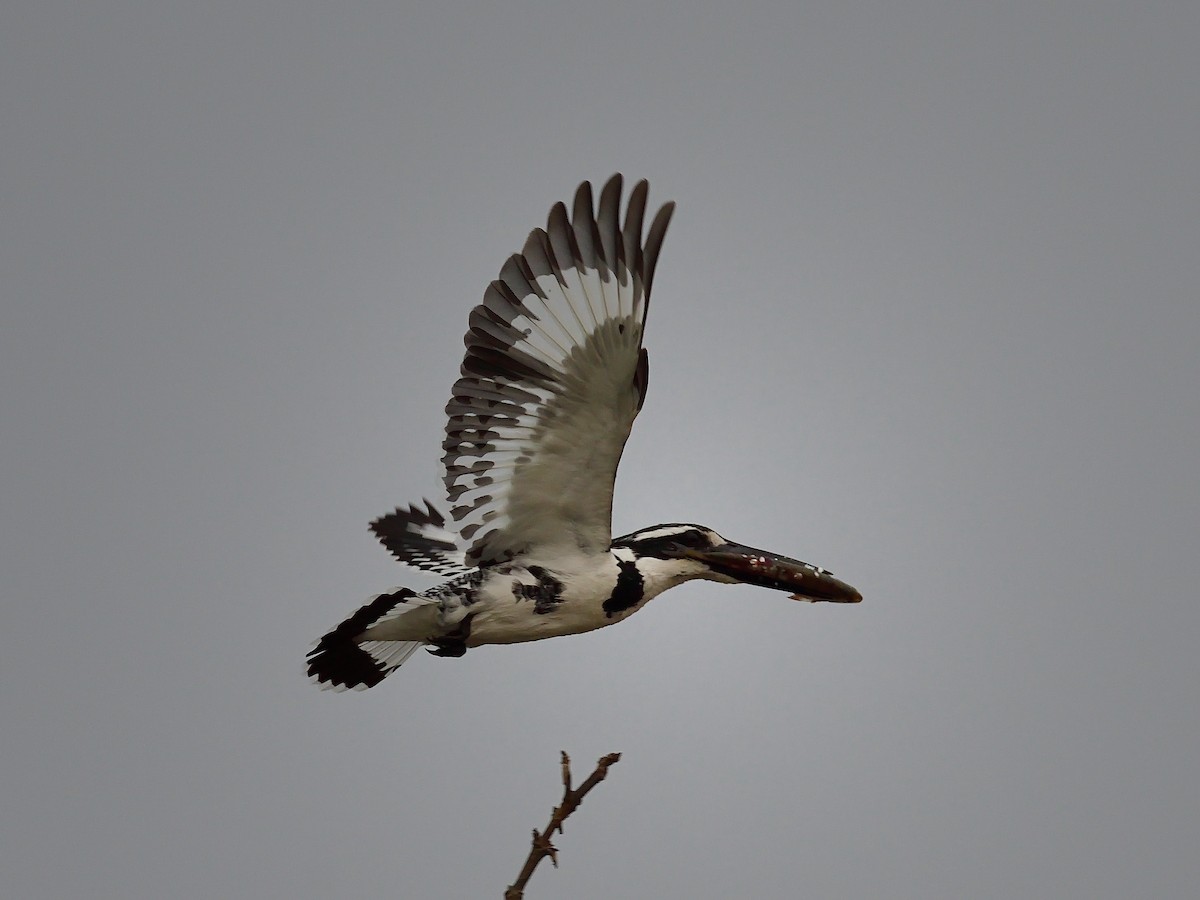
<box><xmin>369</xmin><ymin>501</ymin><xmax>468</xmax><ymax>576</ymax></box>
<box><xmin>571</xmin><ymin>181</ymin><xmax>610</xmax><ymax>321</ymax></box>
<box><xmin>443</xmin><ymin>176</ymin><xmax>674</xmax><ymax>567</ymax></box>
<box><xmin>597</xmin><ymin>175</ymin><xmax>624</xmax><ymax>318</ymax></box>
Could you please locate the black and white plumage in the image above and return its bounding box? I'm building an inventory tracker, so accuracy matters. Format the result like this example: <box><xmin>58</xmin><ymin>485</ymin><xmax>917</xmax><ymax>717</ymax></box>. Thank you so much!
<box><xmin>308</xmin><ymin>176</ymin><xmax>861</xmax><ymax>692</ymax></box>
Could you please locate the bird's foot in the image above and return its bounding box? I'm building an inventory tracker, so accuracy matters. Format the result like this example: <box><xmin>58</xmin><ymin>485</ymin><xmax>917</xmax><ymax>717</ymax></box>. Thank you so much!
<box><xmin>426</xmin><ymin>615</ymin><xmax>472</xmax><ymax>658</ymax></box>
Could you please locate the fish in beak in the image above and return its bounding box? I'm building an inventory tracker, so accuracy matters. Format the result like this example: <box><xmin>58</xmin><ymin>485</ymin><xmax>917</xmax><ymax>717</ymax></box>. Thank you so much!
<box><xmin>686</xmin><ymin>542</ymin><xmax>862</xmax><ymax>603</ymax></box>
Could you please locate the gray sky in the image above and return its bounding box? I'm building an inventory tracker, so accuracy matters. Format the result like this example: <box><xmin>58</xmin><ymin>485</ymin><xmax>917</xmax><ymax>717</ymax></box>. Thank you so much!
<box><xmin>3</xmin><ymin>2</ymin><xmax>1197</xmax><ymax>897</ymax></box>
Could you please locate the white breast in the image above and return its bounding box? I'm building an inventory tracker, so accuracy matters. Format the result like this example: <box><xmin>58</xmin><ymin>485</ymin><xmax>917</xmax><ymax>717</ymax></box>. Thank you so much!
<box><xmin>465</xmin><ymin>555</ymin><xmax>631</xmax><ymax>646</ymax></box>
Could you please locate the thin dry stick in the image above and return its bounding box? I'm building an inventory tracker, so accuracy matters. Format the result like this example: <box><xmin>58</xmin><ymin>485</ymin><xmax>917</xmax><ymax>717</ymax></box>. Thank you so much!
<box><xmin>504</xmin><ymin>751</ymin><xmax>622</xmax><ymax>900</ymax></box>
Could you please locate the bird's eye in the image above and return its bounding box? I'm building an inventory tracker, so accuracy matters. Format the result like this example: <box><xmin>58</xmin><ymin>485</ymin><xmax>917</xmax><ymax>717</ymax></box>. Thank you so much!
<box><xmin>663</xmin><ymin>532</ymin><xmax>704</xmax><ymax>553</ymax></box>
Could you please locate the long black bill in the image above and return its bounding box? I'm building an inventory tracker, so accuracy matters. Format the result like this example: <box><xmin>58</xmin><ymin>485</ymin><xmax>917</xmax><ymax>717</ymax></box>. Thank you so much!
<box><xmin>691</xmin><ymin>543</ymin><xmax>862</xmax><ymax>603</ymax></box>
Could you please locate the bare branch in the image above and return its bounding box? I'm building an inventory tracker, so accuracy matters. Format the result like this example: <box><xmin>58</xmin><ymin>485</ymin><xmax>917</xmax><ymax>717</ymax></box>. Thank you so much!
<box><xmin>504</xmin><ymin>751</ymin><xmax>622</xmax><ymax>899</ymax></box>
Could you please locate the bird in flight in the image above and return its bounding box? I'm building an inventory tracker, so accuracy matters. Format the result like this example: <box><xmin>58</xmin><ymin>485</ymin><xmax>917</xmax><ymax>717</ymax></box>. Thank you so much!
<box><xmin>308</xmin><ymin>175</ymin><xmax>861</xmax><ymax>691</ymax></box>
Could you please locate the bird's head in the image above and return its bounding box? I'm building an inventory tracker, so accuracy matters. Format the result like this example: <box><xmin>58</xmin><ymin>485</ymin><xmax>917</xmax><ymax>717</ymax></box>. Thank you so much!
<box><xmin>611</xmin><ymin>524</ymin><xmax>862</xmax><ymax>603</ymax></box>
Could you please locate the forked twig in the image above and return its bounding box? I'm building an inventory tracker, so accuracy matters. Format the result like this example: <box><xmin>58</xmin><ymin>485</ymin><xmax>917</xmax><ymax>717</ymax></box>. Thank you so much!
<box><xmin>504</xmin><ymin>751</ymin><xmax>622</xmax><ymax>899</ymax></box>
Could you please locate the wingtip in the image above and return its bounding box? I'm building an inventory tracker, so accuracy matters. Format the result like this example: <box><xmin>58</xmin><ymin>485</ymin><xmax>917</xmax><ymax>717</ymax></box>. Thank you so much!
<box><xmin>573</xmin><ymin>180</ymin><xmax>595</xmax><ymax>219</ymax></box>
<box><xmin>601</xmin><ymin>173</ymin><xmax>624</xmax><ymax>198</ymax></box>
<box><xmin>547</xmin><ymin>200</ymin><xmax>570</xmax><ymax>232</ymax></box>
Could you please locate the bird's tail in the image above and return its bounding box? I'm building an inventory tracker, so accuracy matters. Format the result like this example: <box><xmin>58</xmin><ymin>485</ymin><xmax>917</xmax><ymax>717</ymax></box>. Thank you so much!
<box><xmin>306</xmin><ymin>587</ymin><xmax>439</xmax><ymax>691</ymax></box>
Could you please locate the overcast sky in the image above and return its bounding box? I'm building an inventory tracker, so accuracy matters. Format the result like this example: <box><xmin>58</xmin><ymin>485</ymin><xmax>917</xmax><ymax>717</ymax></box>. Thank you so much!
<box><xmin>3</xmin><ymin>2</ymin><xmax>1197</xmax><ymax>898</ymax></box>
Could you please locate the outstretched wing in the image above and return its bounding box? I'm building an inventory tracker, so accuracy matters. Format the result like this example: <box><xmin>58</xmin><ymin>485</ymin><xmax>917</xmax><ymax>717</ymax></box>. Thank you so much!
<box><xmin>369</xmin><ymin>501</ymin><xmax>469</xmax><ymax>577</ymax></box>
<box><xmin>444</xmin><ymin>175</ymin><xmax>675</xmax><ymax>567</ymax></box>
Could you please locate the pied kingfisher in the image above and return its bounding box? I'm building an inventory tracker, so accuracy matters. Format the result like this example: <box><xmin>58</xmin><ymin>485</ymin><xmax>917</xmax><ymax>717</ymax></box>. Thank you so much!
<box><xmin>308</xmin><ymin>175</ymin><xmax>861</xmax><ymax>691</ymax></box>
